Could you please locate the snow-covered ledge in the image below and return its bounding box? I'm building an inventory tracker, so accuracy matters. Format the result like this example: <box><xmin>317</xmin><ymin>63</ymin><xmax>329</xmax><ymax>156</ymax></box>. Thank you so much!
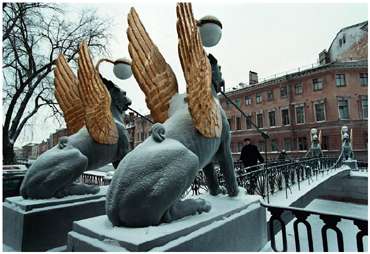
<box><xmin>67</xmin><ymin>189</ymin><xmax>268</xmax><ymax>252</ymax></box>
<box><xmin>3</xmin><ymin>186</ymin><xmax>109</xmax><ymax>252</ymax></box>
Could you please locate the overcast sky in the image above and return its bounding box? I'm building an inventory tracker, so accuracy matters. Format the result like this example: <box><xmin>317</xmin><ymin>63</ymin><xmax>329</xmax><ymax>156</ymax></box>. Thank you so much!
<box><xmin>14</xmin><ymin>1</ymin><xmax>368</xmax><ymax>147</ymax></box>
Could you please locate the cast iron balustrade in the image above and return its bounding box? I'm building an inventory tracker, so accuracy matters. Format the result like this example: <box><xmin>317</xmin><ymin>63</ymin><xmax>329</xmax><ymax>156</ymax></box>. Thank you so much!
<box><xmin>191</xmin><ymin>157</ymin><xmax>338</xmax><ymax>200</ymax></box>
<box><xmin>260</xmin><ymin>201</ymin><xmax>368</xmax><ymax>252</ymax></box>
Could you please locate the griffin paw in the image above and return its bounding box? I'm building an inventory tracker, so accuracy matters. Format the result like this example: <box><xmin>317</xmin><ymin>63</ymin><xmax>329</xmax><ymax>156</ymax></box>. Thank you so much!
<box><xmin>195</xmin><ymin>198</ymin><xmax>211</xmax><ymax>213</ymax></box>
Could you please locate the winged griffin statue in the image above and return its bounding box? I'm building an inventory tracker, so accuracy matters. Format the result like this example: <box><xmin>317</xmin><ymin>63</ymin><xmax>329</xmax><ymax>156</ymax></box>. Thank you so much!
<box><xmin>339</xmin><ymin>126</ymin><xmax>354</xmax><ymax>160</ymax></box>
<box><xmin>305</xmin><ymin>128</ymin><xmax>323</xmax><ymax>158</ymax></box>
<box><xmin>20</xmin><ymin>42</ymin><xmax>132</xmax><ymax>199</ymax></box>
<box><xmin>106</xmin><ymin>3</ymin><xmax>239</xmax><ymax>227</ymax></box>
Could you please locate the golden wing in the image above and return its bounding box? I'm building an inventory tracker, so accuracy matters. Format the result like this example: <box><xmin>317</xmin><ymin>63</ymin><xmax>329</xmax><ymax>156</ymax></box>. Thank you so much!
<box><xmin>177</xmin><ymin>2</ymin><xmax>222</xmax><ymax>138</ymax></box>
<box><xmin>54</xmin><ymin>54</ymin><xmax>85</xmax><ymax>135</ymax></box>
<box><xmin>77</xmin><ymin>41</ymin><xmax>118</xmax><ymax>144</ymax></box>
<box><xmin>127</xmin><ymin>7</ymin><xmax>178</xmax><ymax>123</ymax></box>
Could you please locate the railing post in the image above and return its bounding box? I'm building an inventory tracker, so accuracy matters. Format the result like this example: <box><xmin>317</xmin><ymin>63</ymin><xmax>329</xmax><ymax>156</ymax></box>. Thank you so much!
<box><xmin>354</xmin><ymin>219</ymin><xmax>368</xmax><ymax>252</ymax></box>
<box><xmin>268</xmin><ymin>207</ymin><xmax>288</xmax><ymax>252</ymax></box>
<box><xmin>292</xmin><ymin>211</ymin><xmax>314</xmax><ymax>252</ymax></box>
<box><xmin>320</xmin><ymin>215</ymin><xmax>344</xmax><ymax>252</ymax></box>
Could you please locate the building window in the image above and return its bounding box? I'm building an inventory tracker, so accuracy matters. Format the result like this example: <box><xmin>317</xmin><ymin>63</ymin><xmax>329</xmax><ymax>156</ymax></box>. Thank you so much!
<box><xmin>360</xmin><ymin>73</ymin><xmax>368</xmax><ymax>86</ymax></box>
<box><xmin>312</xmin><ymin>78</ymin><xmax>323</xmax><ymax>91</ymax></box>
<box><xmin>335</xmin><ymin>74</ymin><xmax>346</xmax><ymax>87</ymax></box>
<box><xmin>337</xmin><ymin>97</ymin><xmax>349</xmax><ymax>120</ymax></box>
<box><xmin>236</xmin><ymin>117</ymin><xmax>241</xmax><ymax>130</ymax></box>
<box><xmin>268</xmin><ymin>111</ymin><xmax>276</xmax><ymax>127</ymax></box>
<box><xmin>245</xmin><ymin>115</ymin><xmax>252</xmax><ymax>129</ymax></box>
<box><xmin>237</xmin><ymin>142</ymin><xmax>243</xmax><ymax>152</ymax></box>
<box><xmin>284</xmin><ymin>138</ymin><xmax>292</xmax><ymax>151</ymax></box>
<box><xmin>267</xmin><ymin>90</ymin><xmax>274</xmax><ymax>101</ymax></box>
<box><xmin>235</xmin><ymin>98</ymin><xmax>241</xmax><ymax>107</ymax></box>
<box><xmin>256</xmin><ymin>94</ymin><xmax>262</xmax><ymax>104</ymax></box>
<box><xmin>271</xmin><ymin>139</ymin><xmax>278</xmax><ymax>152</ymax></box>
<box><xmin>281</xmin><ymin>108</ymin><xmax>290</xmax><ymax>125</ymax></box>
<box><xmin>280</xmin><ymin>86</ymin><xmax>288</xmax><ymax>98</ymax></box>
<box><xmin>245</xmin><ymin>96</ymin><xmax>252</xmax><ymax>105</ymax></box>
<box><xmin>361</xmin><ymin>95</ymin><xmax>368</xmax><ymax>119</ymax></box>
<box><xmin>295</xmin><ymin>105</ymin><xmax>305</xmax><ymax>124</ymax></box>
<box><xmin>257</xmin><ymin>113</ymin><xmax>263</xmax><ymax>128</ymax></box>
<box><xmin>297</xmin><ymin>137</ymin><xmax>307</xmax><ymax>150</ymax></box>
<box><xmin>295</xmin><ymin>83</ymin><xmax>303</xmax><ymax>95</ymax></box>
<box><xmin>314</xmin><ymin>102</ymin><xmax>326</xmax><ymax>122</ymax></box>
<box><xmin>321</xmin><ymin>135</ymin><xmax>329</xmax><ymax>150</ymax></box>
<box><xmin>258</xmin><ymin>140</ymin><xmax>265</xmax><ymax>152</ymax></box>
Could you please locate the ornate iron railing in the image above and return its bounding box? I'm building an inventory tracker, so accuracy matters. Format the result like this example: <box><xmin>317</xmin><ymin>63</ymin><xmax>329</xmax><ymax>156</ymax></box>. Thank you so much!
<box><xmin>261</xmin><ymin>201</ymin><xmax>368</xmax><ymax>252</ymax></box>
<box><xmin>190</xmin><ymin>157</ymin><xmax>339</xmax><ymax>201</ymax></box>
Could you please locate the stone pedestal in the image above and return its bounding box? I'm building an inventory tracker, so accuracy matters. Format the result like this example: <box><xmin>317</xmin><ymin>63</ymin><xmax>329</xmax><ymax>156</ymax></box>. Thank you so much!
<box><xmin>67</xmin><ymin>192</ymin><xmax>267</xmax><ymax>252</ymax></box>
<box><xmin>343</xmin><ymin>159</ymin><xmax>358</xmax><ymax>170</ymax></box>
<box><xmin>3</xmin><ymin>186</ymin><xmax>108</xmax><ymax>252</ymax></box>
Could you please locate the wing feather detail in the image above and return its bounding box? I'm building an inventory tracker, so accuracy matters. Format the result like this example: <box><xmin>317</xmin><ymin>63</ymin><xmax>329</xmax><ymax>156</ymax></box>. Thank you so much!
<box><xmin>127</xmin><ymin>7</ymin><xmax>178</xmax><ymax>123</ymax></box>
<box><xmin>54</xmin><ymin>54</ymin><xmax>85</xmax><ymax>135</ymax></box>
<box><xmin>77</xmin><ymin>41</ymin><xmax>118</xmax><ymax>144</ymax></box>
<box><xmin>176</xmin><ymin>2</ymin><xmax>222</xmax><ymax>138</ymax></box>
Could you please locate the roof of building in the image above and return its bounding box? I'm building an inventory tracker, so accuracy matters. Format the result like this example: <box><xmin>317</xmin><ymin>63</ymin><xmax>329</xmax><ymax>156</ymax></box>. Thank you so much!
<box><xmin>328</xmin><ymin>21</ymin><xmax>368</xmax><ymax>55</ymax></box>
<box><xmin>221</xmin><ymin>60</ymin><xmax>368</xmax><ymax>98</ymax></box>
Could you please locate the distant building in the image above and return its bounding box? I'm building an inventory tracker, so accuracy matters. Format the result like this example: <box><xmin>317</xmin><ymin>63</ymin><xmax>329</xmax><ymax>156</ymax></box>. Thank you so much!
<box><xmin>49</xmin><ymin>128</ymin><xmax>68</xmax><ymax>148</ymax></box>
<box><xmin>21</xmin><ymin>143</ymin><xmax>38</xmax><ymax>160</ymax></box>
<box><xmin>220</xmin><ymin>21</ymin><xmax>368</xmax><ymax>161</ymax></box>
<box><xmin>133</xmin><ymin>115</ymin><xmax>153</xmax><ymax>147</ymax></box>
<box><xmin>37</xmin><ymin>140</ymin><xmax>48</xmax><ymax>156</ymax></box>
<box><xmin>14</xmin><ymin>147</ymin><xmax>23</xmax><ymax>161</ymax></box>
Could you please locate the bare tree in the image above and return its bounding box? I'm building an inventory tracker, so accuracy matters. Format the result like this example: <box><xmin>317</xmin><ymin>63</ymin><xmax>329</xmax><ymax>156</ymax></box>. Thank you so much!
<box><xmin>3</xmin><ymin>3</ymin><xmax>111</xmax><ymax>164</ymax></box>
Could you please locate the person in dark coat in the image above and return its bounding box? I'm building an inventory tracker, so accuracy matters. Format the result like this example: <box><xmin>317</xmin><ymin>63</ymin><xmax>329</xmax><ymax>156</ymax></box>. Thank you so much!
<box><xmin>239</xmin><ymin>138</ymin><xmax>264</xmax><ymax>169</ymax></box>
<box><xmin>278</xmin><ymin>149</ymin><xmax>288</xmax><ymax>161</ymax></box>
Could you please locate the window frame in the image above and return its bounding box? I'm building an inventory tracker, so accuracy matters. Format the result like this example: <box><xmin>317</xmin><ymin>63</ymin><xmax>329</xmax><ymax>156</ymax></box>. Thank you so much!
<box><xmin>236</xmin><ymin>116</ymin><xmax>242</xmax><ymax>130</ymax></box>
<box><xmin>245</xmin><ymin>95</ymin><xmax>252</xmax><ymax>105</ymax></box>
<box><xmin>271</xmin><ymin>139</ymin><xmax>278</xmax><ymax>152</ymax></box>
<box><xmin>295</xmin><ymin>104</ymin><xmax>305</xmax><ymax>124</ymax></box>
<box><xmin>337</xmin><ymin>97</ymin><xmax>350</xmax><ymax>120</ymax></box>
<box><xmin>256</xmin><ymin>112</ymin><xmax>264</xmax><ymax>128</ymax></box>
<box><xmin>280</xmin><ymin>86</ymin><xmax>288</xmax><ymax>98</ymax></box>
<box><xmin>284</xmin><ymin>137</ymin><xmax>292</xmax><ymax>151</ymax></box>
<box><xmin>281</xmin><ymin>108</ymin><xmax>290</xmax><ymax>126</ymax></box>
<box><xmin>256</xmin><ymin>93</ymin><xmax>262</xmax><ymax>104</ymax></box>
<box><xmin>314</xmin><ymin>101</ymin><xmax>326</xmax><ymax>122</ymax></box>
<box><xmin>267</xmin><ymin>90</ymin><xmax>274</xmax><ymax>101</ymax></box>
<box><xmin>268</xmin><ymin>110</ymin><xmax>276</xmax><ymax>127</ymax></box>
<box><xmin>360</xmin><ymin>73</ymin><xmax>368</xmax><ymax>86</ymax></box>
<box><xmin>295</xmin><ymin>83</ymin><xmax>303</xmax><ymax>95</ymax></box>
<box><xmin>235</xmin><ymin>98</ymin><xmax>241</xmax><ymax>107</ymax></box>
<box><xmin>297</xmin><ymin>136</ymin><xmax>308</xmax><ymax>151</ymax></box>
<box><xmin>245</xmin><ymin>115</ymin><xmax>252</xmax><ymax>129</ymax></box>
<box><xmin>335</xmin><ymin>73</ymin><xmax>346</xmax><ymax>87</ymax></box>
<box><xmin>361</xmin><ymin>95</ymin><xmax>368</xmax><ymax>120</ymax></box>
<box><xmin>312</xmin><ymin>78</ymin><xmax>323</xmax><ymax>91</ymax></box>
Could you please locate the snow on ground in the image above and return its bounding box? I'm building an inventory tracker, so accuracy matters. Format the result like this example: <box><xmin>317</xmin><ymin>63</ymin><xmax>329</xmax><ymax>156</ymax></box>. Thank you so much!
<box><xmin>306</xmin><ymin>199</ymin><xmax>367</xmax><ymax>220</ymax></box>
<box><xmin>350</xmin><ymin>170</ymin><xmax>368</xmax><ymax>177</ymax></box>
